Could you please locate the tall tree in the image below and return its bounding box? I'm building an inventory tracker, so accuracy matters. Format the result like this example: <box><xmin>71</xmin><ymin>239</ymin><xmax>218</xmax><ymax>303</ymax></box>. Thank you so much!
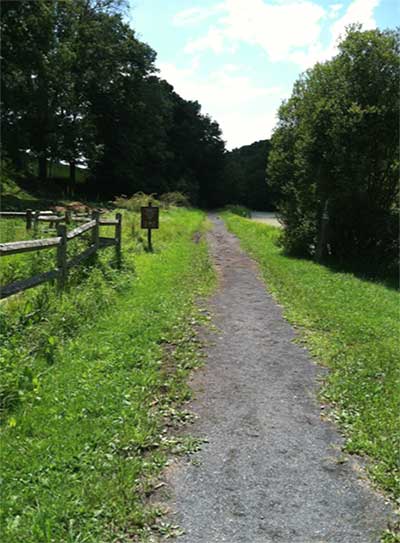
<box><xmin>268</xmin><ymin>26</ymin><xmax>399</xmax><ymax>271</ymax></box>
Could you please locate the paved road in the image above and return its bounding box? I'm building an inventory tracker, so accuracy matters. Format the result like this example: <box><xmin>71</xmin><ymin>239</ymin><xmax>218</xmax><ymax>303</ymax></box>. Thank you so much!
<box><xmin>165</xmin><ymin>216</ymin><xmax>392</xmax><ymax>543</ymax></box>
<box><xmin>251</xmin><ymin>211</ymin><xmax>281</xmax><ymax>228</ymax></box>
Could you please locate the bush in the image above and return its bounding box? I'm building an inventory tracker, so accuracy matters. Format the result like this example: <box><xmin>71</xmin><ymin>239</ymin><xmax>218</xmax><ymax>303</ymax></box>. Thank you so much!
<box><xmin>223</xmin><ymin>204</ymin><xmax>251</xmax><ymax>218</ymax></box>
<box><xmin>113</xmin><ymin>192</ymin><xmax>161</xmax><ymax>211</ymax></box>
<box><xmin>160</xmin><ymin>191</ymin><xmax>190</xmax><ymax>208</ymax></box>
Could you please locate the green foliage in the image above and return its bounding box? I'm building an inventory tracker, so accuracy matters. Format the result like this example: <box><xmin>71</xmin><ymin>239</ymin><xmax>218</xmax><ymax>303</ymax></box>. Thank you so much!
<box><xmin>223</xmin><ymin>204</ymin><xmax>252</xmax><ymax>218</ymax></box>
<box><xmin>268</xmin><ymin>26</ymin><xmax>399</xmax><ymax>273</ymax></box>
<box><xmin>160</xmin><ymin>192</ymin><xmax>190</xmax><ymax>208</ymax></box>
<box><xmin>114</xmin><ymin>191</ymin><xmax>191</xmax><ymax>211</ymax></box>
<box><xmin>0</xmin><ymin>208</ymin><xmax>215</xmax><ymax>542</ymax></box>
<box><xmin>0</xmin><ymin>161</ymin><xmax>37</xmax><ymax>205</ymax></box>
<box><xmin>113</xmin><ymin>192</ymin><xmax>161</xmax><ymax>212</ymax></box>
<box><xmin>223</xmin><ymin>140</ymin><xmax>274</xmax><ymax>210</ymax></box>
<box><xmin>1</xmin><ymin>1</ymin><xmax>226</xmax><ymax>203</ymax></box>
<box><xmin>224</xmin><ymin>213</ymin><xmax>400</xmax><ymax>502</ymax></box>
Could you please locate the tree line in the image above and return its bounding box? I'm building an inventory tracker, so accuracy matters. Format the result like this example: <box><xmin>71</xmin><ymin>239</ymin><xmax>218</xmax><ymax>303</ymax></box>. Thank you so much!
<box><xmin>2</xmin><ymin>2</ymin><xmax>398</xmax><ymax>274</ymax></box>
<box><xmin>223</xmin><ymin>140</ymin><xmax>274</xmax><ymax>210</ymax></box>
<box><xmin>268</xmin><ymin>26</ymin><xmax>399</xmax><ymax>275</ymax></box>
<box><xmin>1</xmin><ymin>0</ymin><xmax>226</xmax><ymax>208</ymax></box>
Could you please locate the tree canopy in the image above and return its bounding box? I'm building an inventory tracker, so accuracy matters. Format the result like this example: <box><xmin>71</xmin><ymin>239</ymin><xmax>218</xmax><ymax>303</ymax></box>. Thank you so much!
<box><xmin>1</xmin><ymin>0</ymin><xmax>226</xmax><ymax>206</ymax></box>
<box><xmin>223</xmin><ymin>140</ymin><xmax>274</xmax><ymax>210</ymax></box>
<box><xmin>268</xmin><ymin>26</ymin><xmax>399</xmax><ymax>273</ymax></box>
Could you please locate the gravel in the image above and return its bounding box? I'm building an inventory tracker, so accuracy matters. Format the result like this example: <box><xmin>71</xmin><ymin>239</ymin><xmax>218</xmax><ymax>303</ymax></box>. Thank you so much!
<box><xmin>163</xmin><ymin>215</ymin><xmax>393</xmax><ymax>543</ymax></box>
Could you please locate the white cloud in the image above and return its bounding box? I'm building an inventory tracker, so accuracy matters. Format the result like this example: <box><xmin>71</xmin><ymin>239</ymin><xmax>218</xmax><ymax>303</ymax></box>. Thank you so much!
<box><xmin>218</xmin><ymin>110</ymin><xmax>278</xmax><ymax>149</ymax></box>
<box><xmin>177</xmin><ymin>0</ymin><xmax>380</xmax><ymax>68</ymax></box>
<box><xmin>328</xmin><ymin>3</ymin><xmax>343</xmax><ymax>19</ymax></box>
<box><xmin>159</xmin><ymin>61</ymin><xmax>286</xmax><ymax>148</ymax></box>
<box><xmin>166</xmin><ymin>0</ymin><xmax>381</xmax><ymax>147</ymax></box>
<box><xmin>181</xmin><ymin>0</ymin><xmax>326</xmax><ymax>62</ymax></box>
<box><xmin>330</xmin><ymin>0</ymin><xmax>379</xmax><ymax>46</ymax></box>
<box><xmin>296</xmin><ymin>0</ymin><xmax>381</xmax><ymax>67</ymax></box>
<box><xmin>172</xmin><ymin>4</ymin><xmax>224</xmax><ymax>26</ymax></box>
<box><xmin>185</xmin><ymin>26</ymin><xmax>230</xmax><ymax>54</ymax></box>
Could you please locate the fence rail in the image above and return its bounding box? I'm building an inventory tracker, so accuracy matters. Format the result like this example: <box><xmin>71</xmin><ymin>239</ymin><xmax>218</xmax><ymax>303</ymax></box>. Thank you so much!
<box><xmin>0</xmin><ymin>212</ymin><xmax>122</xmax><ymax>299</ymax></box>
<box><xmin>0</xmin><ymin>208</ymin><xmax>106</xmax><ymax>229</ymax></box>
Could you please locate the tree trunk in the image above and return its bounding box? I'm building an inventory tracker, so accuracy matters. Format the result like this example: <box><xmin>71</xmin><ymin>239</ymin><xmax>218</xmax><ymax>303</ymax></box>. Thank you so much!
<box><xmin>69</xmin><ymin>160</ymin><xmax>76</xmax><ymax>196</ymax></box>
<box><xmin>315</xmin><ymin>200</ymin><xmax>329</xmax><ymax>262</ymax></box>
<box><xmin>38</xmin><ymin>156</ymin><xmax>48</xmax><ymax>181</ymax></box>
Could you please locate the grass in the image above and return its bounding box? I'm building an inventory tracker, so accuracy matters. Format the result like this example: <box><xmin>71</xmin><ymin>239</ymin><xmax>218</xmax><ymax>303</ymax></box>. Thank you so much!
<box><xmin>222</xmin><ymin>213</ymin><xmax>400</xmax><ymax>504</ymax></box>
<box><xmin>28</xmin><ymin>159</ymin><xmax>87</xmax><ymax>183</ymax></box>
<box><xmin>0</xmin><ymin>219</ymin><xmax>61</xmax><ymax>286</ymax></box>
<box><xmin>0</xmin><ymin>214</ymin><xmax>116</xmax><ymax>286</ymax></box>
<box><xmin>0</xmin><ymin>208</ymin><xmax>215</xmax><ymax>542</ymax></box>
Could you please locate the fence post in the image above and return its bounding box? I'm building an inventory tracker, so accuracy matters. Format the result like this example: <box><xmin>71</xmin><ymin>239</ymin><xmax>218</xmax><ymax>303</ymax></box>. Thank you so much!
<box><xmin>33</xmin><ymin>211</ymin><xmax>40</xmax><ymax>234</ymax></box>
<box><xmin>115</xmin><ymin>212</ymin><xmax>122</xmax><ymax>268</ymax></box>
<box><xmin>65</xmin><ymin>210</ymin><xmax>72</xmax><ymax>224</ymax></box>
<box><xmin>91</xmin><ymin>210</ymin><xmax>100</xmax><ymax>249</ymax></box>
<box><xmin>26</xmin><ymin>209</ymin><xmax>32</xmax><ymax>230</ymax></box>
<box><xmin>56</xmin><ymin>224</ymin><xmax>68</xmax><ymax>290</ymax></box>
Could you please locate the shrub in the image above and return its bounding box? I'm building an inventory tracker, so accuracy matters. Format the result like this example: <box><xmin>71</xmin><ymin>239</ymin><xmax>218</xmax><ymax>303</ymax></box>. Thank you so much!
<box><xmin>113</xmin><ymin>192</ymin><xmax>161</xmax><ymax>211</ymax></box>
<box><xmin>159</xmin><ymin>191</ymin><xmax>190</xmax><ymax>208</ymax></box>
<box><xmin>223</xmin><ymin>204</ymin><xmax>251</xmax><ymax>218</ymax></box>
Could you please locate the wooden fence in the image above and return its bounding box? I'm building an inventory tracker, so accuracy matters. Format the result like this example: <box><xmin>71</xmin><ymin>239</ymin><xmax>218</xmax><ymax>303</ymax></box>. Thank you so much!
<box><xmin>0</xmin><ymin>209</ymin><xmax>82</xmax><ymax>229</ymax></box>
<box><xmin>0</xmin><ymin>211</ymin><xmax>122</xmax><ymax>299</ymax></box>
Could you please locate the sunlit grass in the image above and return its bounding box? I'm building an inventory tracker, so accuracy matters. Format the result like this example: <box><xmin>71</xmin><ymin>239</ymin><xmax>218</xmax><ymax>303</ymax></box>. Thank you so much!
<box><xmin>0</xmin><ymin>208</ymin><xmax>215</xmax><ymax>542</ymax></box>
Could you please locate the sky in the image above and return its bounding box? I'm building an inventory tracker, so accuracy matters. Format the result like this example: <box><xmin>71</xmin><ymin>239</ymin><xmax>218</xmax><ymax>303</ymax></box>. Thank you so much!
<box><xmin>128</xmin><ymin>0</ymin><xmax>398</xmax><ymax>150</ymax></box>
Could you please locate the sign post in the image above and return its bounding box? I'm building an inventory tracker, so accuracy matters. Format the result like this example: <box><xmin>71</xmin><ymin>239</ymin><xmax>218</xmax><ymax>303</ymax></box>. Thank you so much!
<box><xmin>141</xmin><ymin>202</ymin><xmax>159</xmax><ymax>252</ymax></box>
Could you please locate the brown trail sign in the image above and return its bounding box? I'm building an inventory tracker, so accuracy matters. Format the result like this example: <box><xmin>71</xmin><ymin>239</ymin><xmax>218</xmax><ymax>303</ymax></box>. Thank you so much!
<box><xmin>141</xmin><ymin>202</ymin><xmax>159</xmax><ymax>252</ymax></box>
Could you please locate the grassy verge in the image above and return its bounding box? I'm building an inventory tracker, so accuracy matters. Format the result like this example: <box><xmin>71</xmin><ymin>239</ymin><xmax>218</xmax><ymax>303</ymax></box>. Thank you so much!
<box><xmin>0</xmin><ymin>208</ymin><xmax>215</xmax><ymax>542</ymax></box>
<box><xmin>222</xmin><ymin>213</ymin><xmax>400</xmax><ymax>504</ymax></box>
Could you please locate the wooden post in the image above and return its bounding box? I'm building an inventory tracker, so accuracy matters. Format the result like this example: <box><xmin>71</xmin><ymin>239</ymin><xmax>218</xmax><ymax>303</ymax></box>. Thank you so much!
<box><xmin>33</xmin><ymin>211</ymin><xmax>40</xmax><ymax>234</ymax></box>
<box><xmin>147</xmin><ymin>201</ymin><xmax>153</xmax><ymax>252</ymax></box>
<box><xmin>65</xmin><ymin>210</ymin><xmax>72</xmax><ymax>224</ymax></box>
<box><xmin>56</xmin><ymin>224</ymin><xmax>68</xmax><ymax>290</ymax></box>
<box><xmin>91</xmin><ymin>210</ymin><xmax>100</xmax><ymax>249</ymax></box>
<box><xmin>115</xmin><ymin>212</ymin><xmax>122</xmax><ymax>268</ymax></box>
<box><xmin>26</xmin><ymin>209</ymin><xmax>32</xmax><ymax>230</ymax></box>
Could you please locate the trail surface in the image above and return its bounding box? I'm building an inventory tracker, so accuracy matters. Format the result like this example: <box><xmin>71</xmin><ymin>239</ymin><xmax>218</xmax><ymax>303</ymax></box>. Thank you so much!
<box><xmin>165</xmin><ymin>216</ymin><xmax>392</xmax><ymax>543</ymax></box>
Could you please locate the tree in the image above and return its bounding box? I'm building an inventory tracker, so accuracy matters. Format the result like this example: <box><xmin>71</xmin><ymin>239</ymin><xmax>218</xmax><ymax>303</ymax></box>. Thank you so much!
<box><xmin>268</xmin><ymin>26</ymin><xmax>399</xmax><ymax>272</ymax></box>
<box><xmin>1</xmin><ymin>0</ymin><xmax>226</xmax><ymax>203</ymax></box>
<box><xmin>1</xmin><ymin>1</ymin><xmax>56</xmax><ymax>179</ymax></box>
<box><xmin>223</xmin><ymin>140</ymin><xmax>273</xmax><ymax>210</ymax></box>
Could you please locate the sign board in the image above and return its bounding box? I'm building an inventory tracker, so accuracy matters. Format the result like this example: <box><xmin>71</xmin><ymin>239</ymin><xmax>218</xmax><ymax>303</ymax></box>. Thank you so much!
<box><xmin>141</xmin><ymin>205</ymin><xmax>159</xmax><ymax>229</ymax></box>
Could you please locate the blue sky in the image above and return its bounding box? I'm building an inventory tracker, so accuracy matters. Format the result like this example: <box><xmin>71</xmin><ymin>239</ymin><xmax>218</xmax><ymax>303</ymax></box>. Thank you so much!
<box><xmin>128</xmin><ymin>0</ymin><xmax>398</xmax><ymax>149</ymax></box>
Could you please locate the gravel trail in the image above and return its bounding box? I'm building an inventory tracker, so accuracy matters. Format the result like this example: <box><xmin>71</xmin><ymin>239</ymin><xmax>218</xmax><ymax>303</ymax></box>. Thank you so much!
<box><xmin>165</xmin><ymin>215</ymin><xmax>392</xmax><ymax>543</ymax></box>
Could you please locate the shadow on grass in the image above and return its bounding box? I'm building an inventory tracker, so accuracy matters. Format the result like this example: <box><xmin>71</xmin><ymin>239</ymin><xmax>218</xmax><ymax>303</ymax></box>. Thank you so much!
<box><xmin>284</xmin><ymin>248</ymin><xmax>399</xmax><ymax>292</ymax></box>
<box><xmin>0</xmin><ymin>193</ymin><xmax>60</xmax><ymax>211</ymax></box>
<box><xmin>323</xmin><ymin>257</ymin><xmax>399</xmax><ymax>292</ymax></box>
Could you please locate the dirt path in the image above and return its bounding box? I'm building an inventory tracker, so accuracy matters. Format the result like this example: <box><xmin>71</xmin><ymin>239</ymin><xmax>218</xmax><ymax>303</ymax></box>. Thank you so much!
<box><xmin>164</xmin><ymin>216</ymin><xmax>392</xmax><ymax>543</ymax></box>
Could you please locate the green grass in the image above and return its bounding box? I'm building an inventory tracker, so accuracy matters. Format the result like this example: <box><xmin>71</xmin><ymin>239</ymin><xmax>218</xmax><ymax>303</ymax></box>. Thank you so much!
<box><xmin>223</xmin><ymin>213</ymin><xmax>400</xmax><ymax>502</ymax></box>
<box><xmin>0</xmin><ymin>219</ymin><xmax>61</xmax><ymax>286</ymax></box>
<box><xmin>0</xmin><ymin>208</ymin><xmax>215</xmax><ymax>542</ymax></box>
<box><xmin>0</xmin><ymin>215</ymin><xmax>115</xmax><ymax>286</ymax></box>
<box><xmin>28</xmin><ymin>160</ymin><xmax>87</xmax><ymax>183</ymax></box>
